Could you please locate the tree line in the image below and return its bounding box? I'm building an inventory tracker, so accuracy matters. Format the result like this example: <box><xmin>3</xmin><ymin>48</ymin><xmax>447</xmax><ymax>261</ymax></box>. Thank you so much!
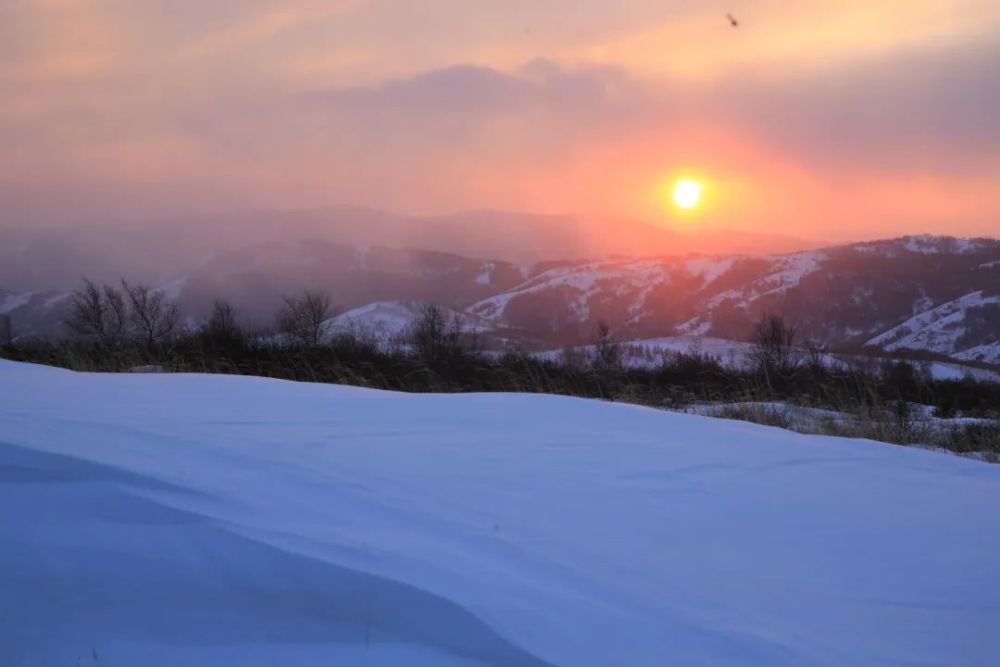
<box><xmin>1</xmin><ymin>276</ymin><xmax>998</xmax><ymax>456</ymax></box>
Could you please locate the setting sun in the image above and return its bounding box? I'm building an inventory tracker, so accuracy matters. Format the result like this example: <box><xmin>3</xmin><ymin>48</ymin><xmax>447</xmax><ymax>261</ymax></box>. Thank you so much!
<box><xmin>673</xmin><ymin>179</ymin><xmax>702</xmax><ymax>209</ymax></box>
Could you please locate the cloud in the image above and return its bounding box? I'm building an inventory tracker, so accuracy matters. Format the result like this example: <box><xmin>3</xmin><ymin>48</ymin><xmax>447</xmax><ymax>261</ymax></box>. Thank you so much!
<box><xmin>714</xmin><ymin>39</ymin><xmax>1000</xmax><ymax>173</ymax></box>
<box><xmin>293</xmin><ymin>43</ymin><xmax>1000</xmax><ymax>175</ymax></box>
<box><xmin>0</xmin><ymin>1</ymin><xmax>997</xmax><ymax>239</ymax></box>
<box><xmin>173</xmin><ymin>0</ymin><xmax>364</xmax><ymax>61</ymax></box>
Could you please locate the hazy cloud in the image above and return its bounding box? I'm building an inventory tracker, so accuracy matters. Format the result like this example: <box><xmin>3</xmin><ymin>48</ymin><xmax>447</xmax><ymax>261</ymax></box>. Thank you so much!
<box><xmin>0</xmin><ymin>0</ymin><xmax>998</xmax><ymax>240</ymax></box>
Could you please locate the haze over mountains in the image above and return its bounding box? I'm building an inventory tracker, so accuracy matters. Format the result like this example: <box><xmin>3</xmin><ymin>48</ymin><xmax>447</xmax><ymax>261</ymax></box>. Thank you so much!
<box><xmin>0</xmin><ymin>207</ymin><xmax>814</xmax><ymax>290</ymax></box>
<box><xmin>2</xmin><ymin>210</ymin><xmax>998</xmax><ymax>367</ymax></box>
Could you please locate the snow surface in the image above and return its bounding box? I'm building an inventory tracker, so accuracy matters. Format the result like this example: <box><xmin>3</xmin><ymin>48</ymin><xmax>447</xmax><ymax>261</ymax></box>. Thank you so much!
<box><xmin>3</xmin><ymin>360</ymin><xmax>1000</xmax><ymax>666</ymax></box>
<box><xmin>866</xmin><ymin>291</ymin><xmax>1000</xmax><ymax>362</ymax></box>
<box><xmin>327</xmin><ymin>300</ymin><xmax>424</xmax><ymax>339</ymax></box>
<box><xmin>682</xmin><ymin>256</ymin><xmax>735</xmax><ymax>286</ymax></box>
<box><xmin>957</xmin><ymin>342</ymin><xmax>1000</xmax><ymax>365</ymax></box>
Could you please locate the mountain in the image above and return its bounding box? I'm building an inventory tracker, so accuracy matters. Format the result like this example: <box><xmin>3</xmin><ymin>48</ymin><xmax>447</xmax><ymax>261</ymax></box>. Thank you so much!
<box><xmin>0</xmin><ymin>206</ymin><xmax>815</xmax><ymax>290</ymax></box>
<box><xmin>467</xmin><ymin>235</ymin><xmax>1000</xmax><ymax>360</ymax></box>
<box><xmin>3</xmin><ymin>234</ymin><xmax>999</xmax><ymax>366</ymax></box>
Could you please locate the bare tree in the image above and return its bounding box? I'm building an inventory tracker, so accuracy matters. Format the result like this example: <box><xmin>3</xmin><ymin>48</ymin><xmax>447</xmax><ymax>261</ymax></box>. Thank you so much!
<box><xmin>276</xmin><ymin>290</ymin><xmax>332</xmax><ymax>346</ymax></box>
<box><xmin>592</xmin><ymin>321</ymin><xmax>622</xmax><ymax>373</ymax></box>
<box><xmin>0</xmin><ymin>314</ymin><xmax>12</xmax><ymax>346</ymax></box>
<box><xmin>67</xmin><ymin>278</ymin><xmax>108</xmax><ymax>341</ymax></box>
<box><xmin>560</xmin><ymin>345</ymin><xmax>587</xmax><ymax>369</ymax></box>
<box><xmin>203</xmin><ymin>299</ymin><xmax>242</xmax><ymax>344</ymax></box>
<box><xmin>122</xmin><ymin>280</ymin><xmax>179</xmax><ymax>347</ymax></box>
<box><xmin>104</xmin><ymin>284</ymin><xmax>129</xmax><ymax>344</ymax></box>
<box><xmin>66</xmin><ymin>278</ymin><xmax>131</xmax><ymax>345</ymax></box>
<box><xmin>803</xmin><ymin>339</ymin><xmax>829</xmax><ymax>376</ymax></box>
<box><xmin>748</xmin><ymin>313</ymin><xmax>800</xmax><ymax>385</ymax></box>
<box><xmin>409</xmin><ymin>303</ymin><xmax>465</xmax><ymax>362</ymax></box>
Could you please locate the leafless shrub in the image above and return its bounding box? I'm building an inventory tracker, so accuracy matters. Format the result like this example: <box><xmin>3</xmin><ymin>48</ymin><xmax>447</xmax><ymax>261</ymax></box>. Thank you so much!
<box><xmin>122</xmin><ymin>280</ymin><xmax>179</xmax><ymax>347</ymax></box>
<box><xmin>0</xmin><ymin>313</ymin><xmax>12</xmax><ymax>346</ymax></box>
<box><xmin>67</xmin><ymin>278</ymin><xmax>108</xmax><ymax>341</ymax></box>
<box><xmin>711</xmin><ymin>403</ymin><xmax>793</xmax><ymax>430</ymax></box>
<box><xmin>67</xmin><ymin>278</ymin><xmax>130</xmax><ymax>345</ymax></box>
<box><xmin>276</xmin><ymin>290</ymin><xmax>333</xmax><ymax>346</ymax></box>
<box><xmin>747</xmin><ymin>313</ymin><xmax>800</xmax><ymax>386</ymax></box>
<box><xmin>409</xmin><ymin>303</ymin><xmax>467</xmax><ymax>363</ymax></box>
<box><xmin>103</xmin><ymin>285</ymin><xmax>129</xmax><ymax>343</ymax></box>
<box><xmin>592</xmin><ymin>321</ymin><xmax>622</xmax><ymax>373</ymax></box>
<box><xmin>202</xmin><ymin>300</ymin><xmax>243</xmax><ymax>344</ymax></box>
<box><xmin>803</xmin><ymin>339</ymin><xmax>829</xmax><ymax>376</ymax></box>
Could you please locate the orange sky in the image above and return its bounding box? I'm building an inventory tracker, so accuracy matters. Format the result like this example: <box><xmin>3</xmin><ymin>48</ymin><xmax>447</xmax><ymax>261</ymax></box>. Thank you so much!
<box><xmin>1</xmin><ymin>0</ymin><xmax>999</xmax><ymax>242</ymax></box>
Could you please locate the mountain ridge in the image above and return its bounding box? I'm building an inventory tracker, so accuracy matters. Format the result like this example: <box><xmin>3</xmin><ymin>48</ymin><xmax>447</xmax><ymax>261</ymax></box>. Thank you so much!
<box><xmin>2</xmin><ymin>233</ymin><xmax>998</xmax><ymax>366</ymax></box>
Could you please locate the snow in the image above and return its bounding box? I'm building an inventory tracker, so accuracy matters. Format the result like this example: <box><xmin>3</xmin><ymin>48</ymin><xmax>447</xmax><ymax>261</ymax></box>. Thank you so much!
<box><xmin>683</xmin><ymin>256</ymin><xmax>734</xmax><ymax>286</ymax></box>
<box><xmin>867</xmin><ymin>291</ymin><xmax>1000</xmax><ymax>358</ymax></box>
<box><xmin>925</xmin><ymin>361</ymin><xmax>1000</xmax><ymax>383</ymax></box>
<box><xmin>956</xmin><ymin>342</ymin><xmax>1000</xmax><ymax>365</ymax></box>
<box><xmin>0</xmin><ymin>290</ymin><xmax>36</xmax><ymax>314</ymax></box>
<box><xmin>475</xmin><ymin>263</ymin><xmax>495</xmax><ymax>286</ymax></box>
<box><xmin>43</xmin><ymin>291</ymin><xmax>71</xmax><ymax>309</ymax></box>
<box><xmin>329</xmin><ymin>301</ymin><xmax>491</xmax><ymax>340</ymax></box>
<box><xmin>540</xmin><ymin>336</ymin><xmax>1000</xmax><ymax>381</ymax></box>
<box><xmin>470</xmin><ymin>260</ymin><xmax>668</xmax><ymax>323</ymax></box>
<box><xmin>3</xmin><ymin>360</ymin><xmax>1000</xmax><ymax>666</ymax></box>
<box><xmin>684</xmin><ymin>400</ymin><xmax>1000</xmax><ymax>451</ymax></box>
<box><xmin>676</xmin><ymin>316</ymin><xmax>712</xmax><ymax>336</ymax></box>
<box><xmin>706</xmin><ymin>251</ymin><xmax>823</xmax><ymax>309</ymax></box>
<box><xmin>327</xmin><ymin>300</ymin><xmax>422</xmax><ymax>339</ymax></box>
<box><xmin>851</xmin><ymin>236</ymin><xmax>997</xmax><ymax>256</ymax></box>
<box><xmin>902</xmin><ymin>235</ymin><xmax>944</xmax><ymax>254</ymax></box>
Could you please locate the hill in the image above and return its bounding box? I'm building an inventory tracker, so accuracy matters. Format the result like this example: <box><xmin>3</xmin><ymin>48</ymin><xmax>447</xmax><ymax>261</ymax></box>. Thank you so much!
<box><xmin>2</xmin><ymin>360</ymin><xmax>999</xmax><ymax>665</ymax></box>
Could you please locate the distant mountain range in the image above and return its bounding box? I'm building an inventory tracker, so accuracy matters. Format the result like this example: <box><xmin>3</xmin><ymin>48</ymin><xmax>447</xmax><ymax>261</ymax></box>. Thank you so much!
<box><xmin>2</xmin><ymin>232</ymin><xmax>998</xmax><ymax>367</ymax></box>
<box><xmin>0</xmin><ymin>206</ymin><xmax>815</xmax><ymax>290</ymax></box>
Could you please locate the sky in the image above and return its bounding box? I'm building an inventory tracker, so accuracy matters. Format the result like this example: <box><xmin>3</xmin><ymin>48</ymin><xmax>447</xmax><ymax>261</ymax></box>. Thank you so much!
<box><xmin>1</xmin><ymin>0</ymin><xmax>999</xmax><ymax>243</ymax></box>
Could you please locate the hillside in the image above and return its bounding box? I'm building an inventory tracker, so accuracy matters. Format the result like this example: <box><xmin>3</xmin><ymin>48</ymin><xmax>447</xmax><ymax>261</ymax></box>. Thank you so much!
<box><xmin>2</xmin><ymin>360</ymin><xmax>1000</xmax><ymax>665</ymax></box>
<box><xmin>2</xmin><ymin>234</ymin><xmax>998</xmax><ymax>365</ymax></box>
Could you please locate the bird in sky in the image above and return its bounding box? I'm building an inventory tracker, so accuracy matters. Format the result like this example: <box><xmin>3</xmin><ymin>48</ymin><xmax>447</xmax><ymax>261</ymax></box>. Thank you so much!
<box><xmin>727</xmin><ymin>13</ymin><xmax>739</xmax><ymax>28</ymax></box>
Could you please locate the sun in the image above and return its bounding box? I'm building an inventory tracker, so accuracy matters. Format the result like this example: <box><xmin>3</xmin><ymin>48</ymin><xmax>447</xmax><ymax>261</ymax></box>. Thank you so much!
<box><xmin>672</xmin><ymin>179</ymin><xmax>702</xmax><ymax>209</ymax></box>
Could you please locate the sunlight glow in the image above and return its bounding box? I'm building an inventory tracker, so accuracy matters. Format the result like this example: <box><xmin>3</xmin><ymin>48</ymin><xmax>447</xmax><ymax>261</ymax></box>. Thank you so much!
<box><xmin>673</xmin><ymin>179</ymin><xmax>702</xmax><ymax>210</ymax></box>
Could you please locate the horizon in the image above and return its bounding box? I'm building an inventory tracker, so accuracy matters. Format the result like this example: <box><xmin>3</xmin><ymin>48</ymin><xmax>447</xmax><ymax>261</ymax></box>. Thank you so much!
<box><xmin>4</xmin><ymin>202</ymin><xmax>999</xmax><ymax>247</ymax></box>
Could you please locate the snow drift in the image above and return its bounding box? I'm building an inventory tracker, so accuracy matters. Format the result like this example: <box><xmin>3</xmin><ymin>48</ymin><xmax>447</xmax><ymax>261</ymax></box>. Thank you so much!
<box><xmin>1</xmin><ymin>360</ymin><xmax>999</xmax><ymax>666</ymax></box>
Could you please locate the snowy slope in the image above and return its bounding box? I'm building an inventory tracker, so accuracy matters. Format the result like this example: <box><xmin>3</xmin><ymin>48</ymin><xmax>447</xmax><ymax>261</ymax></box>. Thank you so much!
<box><xmin>326</xmin><ymin>300</ymin><xmax>492</xmax><ymax>340</ymax></box>
<box><xmin>866</xmin><ymin>291</ymin><xmax>1000</xmax><ymax>363</ymax></box>
<box><xmin>704</xmin><ymin>250</ymin><xmax>824</xmax><ymax>309</ymax></box>
<box><xmin>3</xmin><ymin>361</ymin><xmax>1000</xmax><ymax>666</ymax></box>
<box><xmin>467</xmin><ymin>253</ymin><xmax>821</xmax><ymax>328</ymax></box>
<box><xmin>468</xmin><ymin>259</ymin><xmax>671</xmax><ymax>323</ymax></box>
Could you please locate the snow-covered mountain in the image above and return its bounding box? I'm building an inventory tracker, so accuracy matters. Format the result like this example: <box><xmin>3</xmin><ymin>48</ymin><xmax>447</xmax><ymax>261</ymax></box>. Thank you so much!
<box><xmin>3</xmin><ymin>359</ymin><xmax>1000</xmax><ymax>665</ymax></box>
<box><xmin>327</xmin><ymin>300</ymin><xmax>495</xmax><ymax>341</ymax></box>
<box><xmin>3</xmin><ymin>235</ymin><xmax>998</xmax><ymax>365</ymax></box>
<box><xmin>466</xmin><ymin>235</ymin><xmax>1000</xmax><ymax>361</ymax></box>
